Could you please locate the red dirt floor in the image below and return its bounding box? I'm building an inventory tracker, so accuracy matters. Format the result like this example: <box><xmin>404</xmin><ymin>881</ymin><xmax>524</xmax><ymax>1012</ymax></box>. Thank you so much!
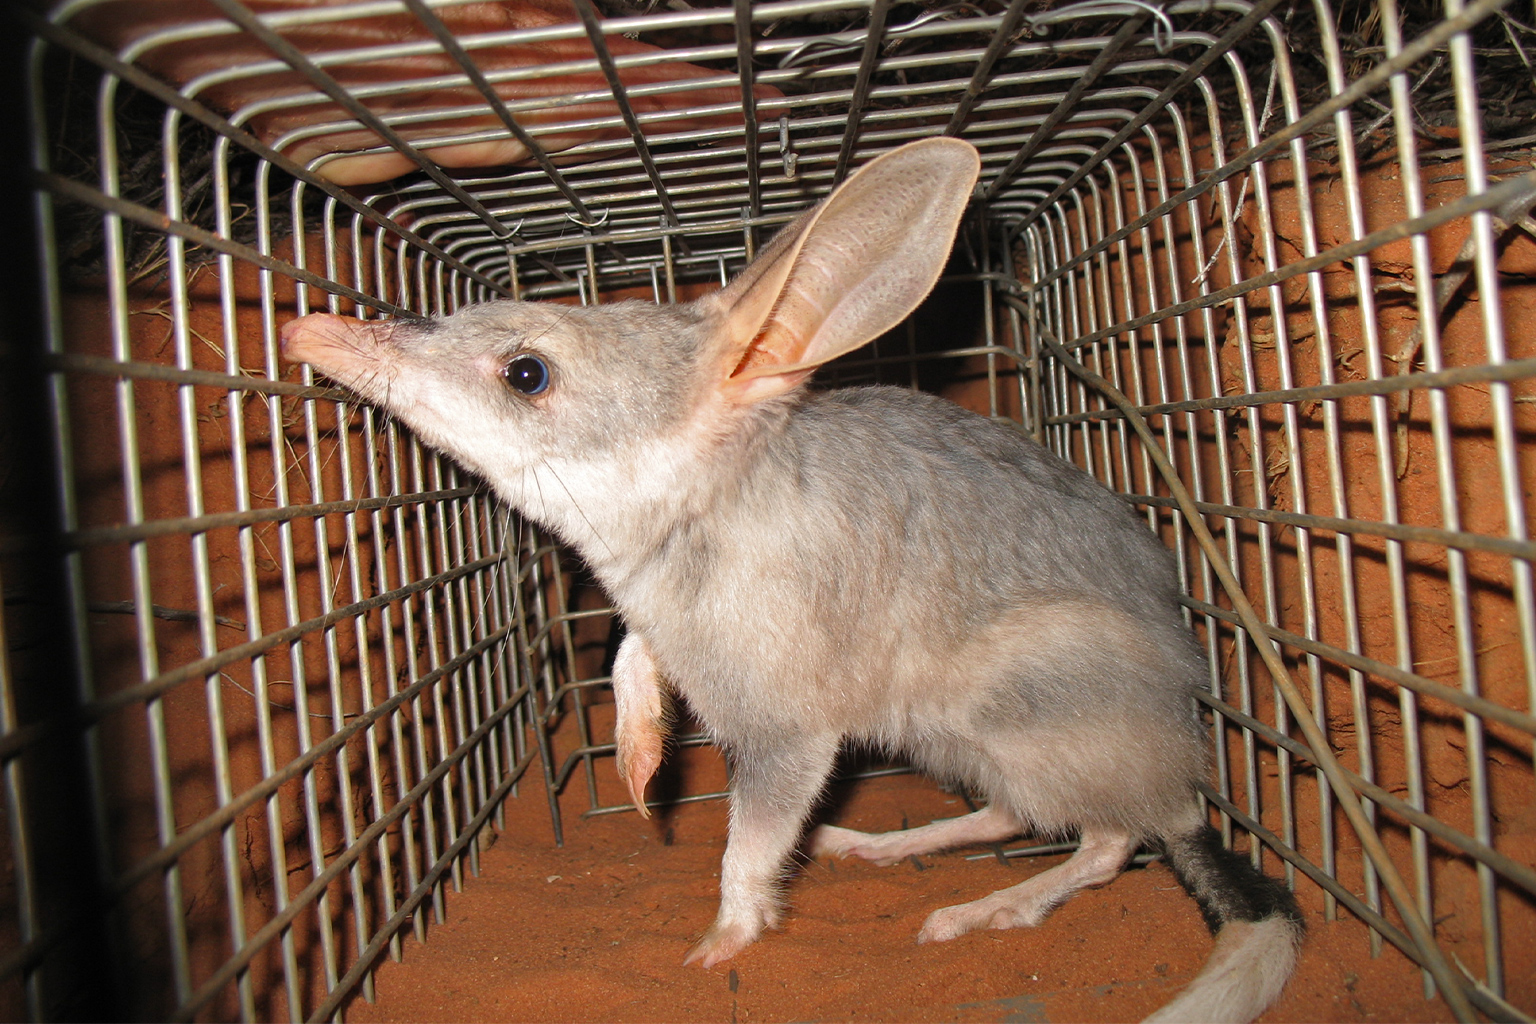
<box><xmin>343</xmin><ymin>760</ymin><xmax>1467</xmax><ymax>1024</ymax></box>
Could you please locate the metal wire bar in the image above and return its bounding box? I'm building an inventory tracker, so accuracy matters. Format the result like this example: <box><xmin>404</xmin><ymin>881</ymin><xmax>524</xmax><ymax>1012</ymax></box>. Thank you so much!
<box><xmin>1197</xmin><ymin>786</ymin><xmax>1513</xmax><ymax>1024</ymax></box>
<box><xmin>245</xmin><ymin>175</ymin><xmax>307</xmax><ymax>1022</ymax></box>
<box><xmin>361</xmin><ymin>410</ymin><xmax>427</xmax><ymax>953</ymax></box>
<box><xmin>159</xmin><ymin>103</ymin><xmax>261</xmax><ymax>1019</ymax></box>
<box><xmin>33</xmin><ymin>171</ymin><xmax>415</xmax><ymax>318</ymax></box>
<box><xmin>1042</xmin><ymin>353</ymin><xmax>1536</xmax><ymax>424</ymax></box>
<box><xmin>0</xmin><ymin>570</ymin><xmax>43</xmax><ymax>1020</ymax></box>
<box><xmin>1035</xmin><ymin>167</ymin><xmax>1536</xmax><ymax>357</ymax></box>
<box><xmin>1179</xmin><ymin>594</ymin><xmax>1536</xmax><ymax>746</ymax></box>
<box><xmin>1128</xmin><ymin>492</ymin><xmax>1536</xmax><ymax>564</ymax></box>
<box><xmin>997</xmin><ymin>0</ymin><xmax>1288</xmax><ymax>213</ymax></box>
<box><xmin>831</xmin><ymin>0</ymin><xmax>892</xmax><ymax>186</ymax></box>
<box><xmin>398</xmin><ymin>0</ymin><xmax>600</xmax><ymax>224</ymax></box>
<box><xmin>734</xmin><ymin>0</ymin><xmax>764</xmax><ymax>223</ymax></box>
<box><xmin>569</xmin><ymin>0</ymin><xmax>683</xmax><ymax>229</ymax></box>
<box><xmin>203</xmin><ymin>0</ymin><xmax>519</xmax><ymax>242</ymax></box>
<box><xmin>22</xmin><ymin>46</ymin><xmax>129</xmax><ymax>1016</ymax></box>
<box><xmin>175</xmin><ymin>695</ymin><xmax>535</xmax><ymax>1022</ymax></box>
<box><xmin>1387</xmin><ymin>0</ymin><xmax>1504</xmax><ymax>998</ymax></box>
<box><xmin>330</xmin><ymin>415</ymin><xmax>397</xmax><ymax>1001</ymax></box>
<box><xmin>76</xmin><ymin>41</ymin><xmax>199</xmax><ymax>1000</ymax></box>
<box><xmin>1019</xmin><ymin>0</ymin><xmax>1514</xmax><ymax>286</ymax></box>
<box><xmin>72</xmin><ymin>552</ymin><xmax>504</xmax><ymax>739</ymax></box>
<box><xmin>939</xmin><ymin>0</ymin><xmax>1033</xmax><ymax>138</ymax></box>
<box><xmin>38</xmin><ymin>350</ymin><xmax>346</xmax><ymax>399</ymax></box>
<box><xmin>1028</xmin><ymin>315</ymin><xmax>1477</xmax><ymax>1021</ymax></box>
<box><xmin>42</xmin><ymin>487</ymin><xmax>479</xmax><ymax>556</ymax></box>
<box><xmin>1309</xmin><ymin>0</ymin><xmax>1414</xmax><ymax>957</ymax></box>
<box><xmin>983</xmin><ymin>13</ymin><xmax>1152</xmax><ymax>198</ymax></box>
<box><xmin>1235</xmin><ymin>12</ymin><xmax>1313</xmax><ymax>890</ymax></box>
<box><xmin>1449</xmin><ymin>0</ymin><xmax>1535</xmax><ymax>999</ymax></box>
<box><xmin>294</xmin><ymin>359</ymin><xmax>375</xmax><ymax>1010</ymax></box>
<box><xmin>19</xmin><ymin>7</ymin><xmax>513</xmax><ymax>299</ymax></box>
<box><xmin>304</xmin><ymin>745</ymin><xmax>537</xmax><ymax>1024</ymax></box>
<box><xmin>1196</xmin><ymin>691</ymin><xmax>1536</xmax><ymax>898</ymax></box>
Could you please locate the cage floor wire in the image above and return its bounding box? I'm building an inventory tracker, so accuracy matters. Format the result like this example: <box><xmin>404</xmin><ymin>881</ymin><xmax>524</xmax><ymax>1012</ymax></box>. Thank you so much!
<box><xmin>6</xmin><ymin>0</ymin><xmax>1536</xmax><ymax>1021</ymax></box>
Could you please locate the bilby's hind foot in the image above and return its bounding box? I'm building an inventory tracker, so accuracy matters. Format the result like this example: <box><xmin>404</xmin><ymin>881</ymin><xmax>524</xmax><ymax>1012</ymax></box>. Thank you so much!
<box><xmin>917</xmin><ymin>885</ymin><xmax>1054</xmax><ymax>942</ymax></box>
<box><xmin>916</xmin><ymin>828</ymin><xmax>1138</xmax><ymax>944</ymax></box>
<box><xmin>809</xmin><ymin>824</ymin><xmax>908</xmax><ymax>866</ymax></box>
<box><xmin>810</xmin><ymin>805</ymin><xmax>1021</xmax><ymax>865</ymax></box>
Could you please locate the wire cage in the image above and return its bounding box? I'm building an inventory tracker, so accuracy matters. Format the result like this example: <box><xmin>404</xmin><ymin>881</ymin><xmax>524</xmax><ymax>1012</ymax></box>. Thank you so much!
<box><xmin>5</xmin><ymin>0</ymin><xmax>1534</xmax><ymax>1020</ymax></box>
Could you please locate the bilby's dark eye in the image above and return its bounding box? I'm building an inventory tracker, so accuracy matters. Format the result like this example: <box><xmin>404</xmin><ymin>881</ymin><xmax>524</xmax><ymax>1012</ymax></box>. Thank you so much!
<box><xmin>503</xmin><ymin>354</ymin><xmax>550</xmax><ymax>396</ymax></box>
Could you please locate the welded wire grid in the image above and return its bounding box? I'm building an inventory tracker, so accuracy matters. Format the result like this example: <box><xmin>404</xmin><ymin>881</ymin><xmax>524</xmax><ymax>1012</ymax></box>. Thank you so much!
<box><xmin>6</xmin><ymin>0</ymin><xmax>1534</xmax><ymax>1020</ymax></box>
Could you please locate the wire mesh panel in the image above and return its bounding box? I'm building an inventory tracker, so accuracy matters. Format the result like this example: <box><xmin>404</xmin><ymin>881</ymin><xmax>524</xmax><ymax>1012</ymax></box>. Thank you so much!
<box><xmin>11</xmin><ymin>3</ymin><xmax>552</xmax><ymax>1018</ymax></box>
<box><xmin>5</xmin><ymin>0</ymin><xmax>1534</xmax><ymax>1020</ymax></box>
<box><xmin>1002</xmin><ymin>5</ymin><xmax>1536</xmax><ymax>1016</ymax></box>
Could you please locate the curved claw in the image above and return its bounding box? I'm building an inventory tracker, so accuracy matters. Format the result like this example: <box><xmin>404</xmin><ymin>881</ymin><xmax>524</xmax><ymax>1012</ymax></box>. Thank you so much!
<box><xmin>684</xmin><ymin>918</ymin><xmax>763</xmax><ymax>968</ymax></box>
<box><xmin>616</xmin><ymin>719</ymin><xmax>664</xmax><ymax>820</ymax></box>
<box><xmin>612</xmin><ymin>633</ymin><xmax>668</xmax><ymax>819</ymax></box>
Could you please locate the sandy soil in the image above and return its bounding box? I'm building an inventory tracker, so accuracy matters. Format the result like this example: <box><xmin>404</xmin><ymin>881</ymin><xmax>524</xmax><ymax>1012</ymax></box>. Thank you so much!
<box><xmin>342</xmin><ymin>753</ymin><xmax>1463</xmax><ymax>1024</ymax></box>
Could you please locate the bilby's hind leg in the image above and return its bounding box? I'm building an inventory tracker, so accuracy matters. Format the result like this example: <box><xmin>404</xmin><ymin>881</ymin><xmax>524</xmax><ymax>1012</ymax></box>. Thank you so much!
<box><xmin>810</xmin><ymin>804</ymin><xmax>1021</xmax><ymax>866</ymax></box>
<box><xmin>917</xmin><ymin>828</ymin><xmax>1139</xmax><ymax>943</ymax></box>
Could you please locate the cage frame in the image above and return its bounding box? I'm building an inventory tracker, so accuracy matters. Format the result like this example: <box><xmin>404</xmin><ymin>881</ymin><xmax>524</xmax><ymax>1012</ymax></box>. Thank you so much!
<box><xmin>5</xmin><ymin>0</ymin><xmax>1535</xmax><ymax>1020</ymax></box>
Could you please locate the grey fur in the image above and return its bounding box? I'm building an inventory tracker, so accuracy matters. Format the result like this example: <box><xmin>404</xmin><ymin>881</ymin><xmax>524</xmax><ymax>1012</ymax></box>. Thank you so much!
<box><xmin>280</xmin><ymin>138</ymin><xmax>1300</xmax><ymax>1021</ymax></box>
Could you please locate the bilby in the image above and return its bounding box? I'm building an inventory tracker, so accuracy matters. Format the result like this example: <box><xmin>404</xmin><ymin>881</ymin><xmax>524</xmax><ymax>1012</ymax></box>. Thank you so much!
<box><xmin>282</xmin><ymin>138</ymin><xmax>1302</xmax><ymax>1022</ymax></box>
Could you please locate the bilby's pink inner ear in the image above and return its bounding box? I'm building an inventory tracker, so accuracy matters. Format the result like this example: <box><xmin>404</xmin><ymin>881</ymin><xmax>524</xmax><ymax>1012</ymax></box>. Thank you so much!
<box><xmin>707</xmin><ymin>137</ymin><xmax>981</xmax><ymax>405</ymax></box>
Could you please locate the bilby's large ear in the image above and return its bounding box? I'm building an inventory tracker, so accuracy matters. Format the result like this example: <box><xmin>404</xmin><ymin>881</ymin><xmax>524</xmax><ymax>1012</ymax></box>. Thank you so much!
<box><xmin>706</xmin><ymin>137</ymin><xmax>981</xmax><ymax>403</ymax></box>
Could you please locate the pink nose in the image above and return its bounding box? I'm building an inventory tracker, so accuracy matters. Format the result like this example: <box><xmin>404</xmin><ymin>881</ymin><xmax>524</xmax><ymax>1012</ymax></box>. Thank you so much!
<box><xmin>279</xmin><ymin>312</ymin><xmax>357</xmax><ymax>363</ymax></box>
<box><xmin>279</xmin><ymin>316</ymin><xmax>384</xmax><ymax>373</ymax></box>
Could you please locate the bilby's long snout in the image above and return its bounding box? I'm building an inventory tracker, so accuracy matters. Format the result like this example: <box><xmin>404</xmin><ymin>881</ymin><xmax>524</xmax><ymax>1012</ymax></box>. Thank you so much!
<box><xmin>280</xmin><ymin>312</ymin><xmax>399</xmax><ymax>371</ymax></box>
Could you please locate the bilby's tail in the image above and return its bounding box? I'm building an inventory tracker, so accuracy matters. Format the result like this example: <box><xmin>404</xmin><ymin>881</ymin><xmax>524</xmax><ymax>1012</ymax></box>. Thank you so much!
<box><xmin>1144</xmin><ymin>824</ymin><xmax>1304</xmax><ymax>1023</ymax></box>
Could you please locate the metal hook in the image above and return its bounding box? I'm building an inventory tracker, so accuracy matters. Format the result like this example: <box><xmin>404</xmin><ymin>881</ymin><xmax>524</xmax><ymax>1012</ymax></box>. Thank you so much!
<box><xmin>565</xmin><ymin>207</ymin><xmax>610</xmax><ymax>229</ymax></box>
<box><xmin>778</xmin><ymin>36</ymin><xmax>863</xmax><ymax>69</ymax></box>
<box><xmin>779</xmin><ymin>116</ymin><xmax>798</xmax><ymax>179</ymax></box>
<box><xmin>885</xmin><ymin>3</ymin><xmax>989</xmax><ymax>39</ymax></box>
<box><xmin>1050</xmin><ymin>0</ymin><xmax>1175</xmax><ymax>53</ymax></box>
<box><xmin>777</xmin><ymin>2</ymin><xmax>988</xmax><ymax>69</ymax></box>
<box><xmin>1125</xmin><ymin>0</ymin><xmax>1176</xmax><ymax>53</ymax></box>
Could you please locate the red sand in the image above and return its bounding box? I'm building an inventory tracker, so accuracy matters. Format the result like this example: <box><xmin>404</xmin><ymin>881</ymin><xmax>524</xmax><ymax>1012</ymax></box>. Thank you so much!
<box><xmin>343</xmin><ymin>761</ymin><xmax>1460</xmax><ymax>1023</ymax></box>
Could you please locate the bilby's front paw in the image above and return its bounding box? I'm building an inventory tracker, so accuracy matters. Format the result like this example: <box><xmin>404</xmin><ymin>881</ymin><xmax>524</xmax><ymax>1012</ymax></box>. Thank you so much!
<box><xmin>615</xmin><ymin>717</ymin><xmax>664</xmax><ymax>818</ymax></box>
<box><xmin>683</xmin><ymin>915</ymin><xmax>766</xmax><ymax>968</ymax></box>
<box><xmin>611</xmin><ymin>633</ymin><xmax>667</xmax><ymax>819</ymax></box>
